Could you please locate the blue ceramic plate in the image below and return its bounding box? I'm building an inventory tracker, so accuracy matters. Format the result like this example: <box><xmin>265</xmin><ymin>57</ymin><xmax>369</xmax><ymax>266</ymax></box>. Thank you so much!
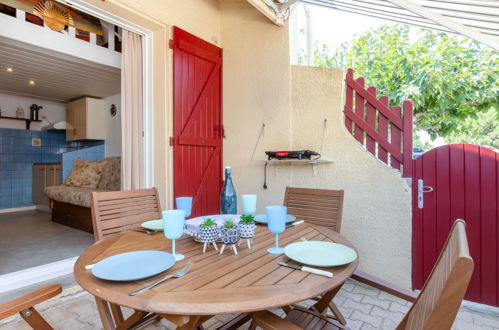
<box><xmin>254</xmin><ymin>214</ymin><xmax>296</xmax><ymax>224</ymax></box>
<box><xmin>284</xmin><ymin>241</ymin><xmax>357</xmax><ymax>267</ymax></box>
<box><xmin>92</xmin><ymin>251</ymin><xmax>175</xmax><ymax>281</ymax></box>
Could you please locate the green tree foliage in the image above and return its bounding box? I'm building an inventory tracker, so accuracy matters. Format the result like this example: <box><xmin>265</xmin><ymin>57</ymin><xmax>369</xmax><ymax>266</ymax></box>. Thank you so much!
<box><xmin>301</xmin><ymin>25</ymin><xmax>499</xmax><ymax>143</ymax></box>
<box><xmin>446</xmin><ymin>108</ymin><xmax>499</xmax><ymax>150</ymax></box>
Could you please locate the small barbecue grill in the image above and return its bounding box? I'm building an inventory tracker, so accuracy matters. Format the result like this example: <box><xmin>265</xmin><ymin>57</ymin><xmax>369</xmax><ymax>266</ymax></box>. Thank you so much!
<box><xmin>263</xmin><ymin>150</ymin><xmax>321</xmax><ymax>189</ymax></box>
<box><xmin>265</xmin><ymin>150</ymin><xmax>321</xmax><ymax>161</ymax></box>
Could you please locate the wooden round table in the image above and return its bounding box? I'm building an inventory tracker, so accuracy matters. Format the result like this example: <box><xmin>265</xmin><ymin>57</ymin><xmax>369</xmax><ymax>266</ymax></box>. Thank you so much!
<box><xmin>74</xmin><ymin>223</ymin><xmax>358</xmax><ymax>329</ymax></box>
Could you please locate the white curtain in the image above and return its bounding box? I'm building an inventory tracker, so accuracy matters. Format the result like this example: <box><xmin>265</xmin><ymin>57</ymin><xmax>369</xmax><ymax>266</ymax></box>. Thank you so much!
<box><xmin>121</xmin><ymin>29</ymin><xmax>144</xmax><ymax>190</ymax></box>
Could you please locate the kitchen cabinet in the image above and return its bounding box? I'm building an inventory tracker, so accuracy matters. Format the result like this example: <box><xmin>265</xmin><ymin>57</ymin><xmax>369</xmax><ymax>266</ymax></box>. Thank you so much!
<box><xmin>32</xmin><ymin>163</ymin><xmax>61</xmax><ymax>206</ymax></box>
<box><xmin>66</xmin><ymin>97</ymin><xmax>106</xmax><ymax>141</ymax></box>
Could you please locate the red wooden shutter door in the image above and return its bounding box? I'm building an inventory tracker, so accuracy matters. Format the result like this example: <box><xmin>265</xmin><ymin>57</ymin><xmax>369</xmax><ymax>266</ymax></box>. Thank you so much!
<box><xmin>173</xmin><ymin>27</ymin><xmax>223</xmax><ymax>218</ymax></box>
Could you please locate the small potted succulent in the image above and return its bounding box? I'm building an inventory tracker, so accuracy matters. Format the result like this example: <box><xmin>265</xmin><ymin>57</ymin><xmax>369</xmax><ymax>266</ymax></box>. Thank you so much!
<box><xmin>199</xmin><ymin>218</ymin><xmax>219</xmax><ymax>253</ymax></box>
<box><xmin>238</xmin><ymin>214</ymin><xmax>256</xmax><ymax>249</ymax></box>
<box><xmin>220</xmin><ymin>219</ymin><xmax>239</xmax><ymax>254</ymax></box>
<box><xmin>239</xmin><ymin>214</ymin><xmax>256</xmax><ymax>238</ymax></box>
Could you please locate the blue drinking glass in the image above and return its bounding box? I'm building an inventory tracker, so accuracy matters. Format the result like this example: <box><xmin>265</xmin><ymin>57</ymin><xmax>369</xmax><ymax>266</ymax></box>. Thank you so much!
<box><xmin>266</xmin><ymin>206</ymin><xmax>287</xmax><ymax>254</ymax></box>
<box><xmin>241</xmin><ymin>194</ymin><xmax>257</xmax><ymax>215</ymax></box>
<box><xmin>176</xmin><ymin>197</ymin><xmax>192</xmax><ymax>219</ymax></box>
<box><xmin>163</xmin><ymin>210</ymin><xmax>185</xmax><ymax>261</ymax></box>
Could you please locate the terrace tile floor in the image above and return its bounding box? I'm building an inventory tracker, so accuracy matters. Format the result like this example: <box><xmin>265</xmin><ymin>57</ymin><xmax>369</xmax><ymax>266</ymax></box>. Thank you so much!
<box><xmin>1</xmin><ymin>279</ymin><xmax>498</xmax><ymax>330</ymax></box>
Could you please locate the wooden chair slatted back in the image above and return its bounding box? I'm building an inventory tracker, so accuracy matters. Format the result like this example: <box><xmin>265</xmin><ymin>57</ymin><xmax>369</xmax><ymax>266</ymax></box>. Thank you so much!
<box><xmin>90</xmin><ymin>188</ymin><xmax>162</xmax><ymax>241</ymax></box>
<box><xmin>399</xmin><ymin>219</ymin><xmax>474</xmax><ymax>330</ymax></box>
<box><xmin>283</xmin><ymin>187</ymin><xmax>344</xmax><ymax>232</ymax></box>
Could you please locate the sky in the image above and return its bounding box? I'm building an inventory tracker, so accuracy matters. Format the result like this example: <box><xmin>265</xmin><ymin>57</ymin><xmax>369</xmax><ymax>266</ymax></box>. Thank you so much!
<box><xmin>290</xmin><ymin>3</ymin><xmax>391</xmax><ymax>62</ymax></box>
<box><xmin>304</xmin><ymin>5</ymin><xmax>388</xmax><ymax>49</ymax></box>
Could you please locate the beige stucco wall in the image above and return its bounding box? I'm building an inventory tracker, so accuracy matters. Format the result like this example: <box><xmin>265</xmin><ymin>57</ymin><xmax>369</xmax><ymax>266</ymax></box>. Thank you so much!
<box><xmin>290</xmin><ymin>66</ymin><xmax>412</xmax><ymax>288</ymax></box>
<box><xmin>112</xmin><ymin>0</ymin><xmax>221</xmax><ymax>46</ymax></box>
<box><xmin>221</xmin><ymin>2</ymin><xmax>411</xmax><ymax>288</ymax></box>
<box><xmin>220</xmin><ymin>0</ymin><xmax>294</xmax><ymax>211</ymax></box>
<box><xmin>220</xmin><ymin>2</ymin><xmax>411</xmax><ymax>287</ymax></box>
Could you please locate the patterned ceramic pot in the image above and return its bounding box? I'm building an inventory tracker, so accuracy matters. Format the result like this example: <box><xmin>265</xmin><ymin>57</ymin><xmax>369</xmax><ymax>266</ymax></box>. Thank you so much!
<box><xmin>198</xmin><ymin>225</ymin><xmax>219</xmax><ymax>243</ymax></box>
<box><xmin>220</xmin><ymin>225</ymin><xmax>239</xmax><ymax>245</ymax></box>
<box><xmin>238</xmin><ymin>222</ymin><xmax>256</xmax><ymax>239</ymax></box>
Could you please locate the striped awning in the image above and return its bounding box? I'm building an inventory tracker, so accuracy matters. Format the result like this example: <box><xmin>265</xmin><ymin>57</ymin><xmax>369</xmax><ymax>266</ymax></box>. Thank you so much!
<box><xmin>299</xmin><ymin>0</ymin><xmax>499</xmax><ymax>50</ymax></box>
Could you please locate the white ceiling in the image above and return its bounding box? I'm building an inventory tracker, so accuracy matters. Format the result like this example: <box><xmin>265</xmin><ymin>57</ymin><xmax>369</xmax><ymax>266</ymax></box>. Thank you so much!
<box><xmin>0</xmin><ymin>36</ymin><xmax>120</xmax><ymax>102</ymax></box>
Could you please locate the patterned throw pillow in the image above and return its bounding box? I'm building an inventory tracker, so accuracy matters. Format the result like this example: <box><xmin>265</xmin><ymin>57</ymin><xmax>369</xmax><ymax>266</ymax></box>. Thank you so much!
<box><xmin>97</xmin><ymin>157</ymin><xmax>121</xmax><ymax>191</ymax></box>
<box><xmin>64</xmin><ymin>158</ymin><xmax>103</xmax><ymax>188</ymax></box>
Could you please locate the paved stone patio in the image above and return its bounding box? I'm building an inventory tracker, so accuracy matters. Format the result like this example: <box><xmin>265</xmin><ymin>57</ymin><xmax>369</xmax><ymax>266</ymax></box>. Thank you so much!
<box><xmin>1</xmin><ymin>279</ymin><xmax>498</xmax><ymax>330</ymax></box>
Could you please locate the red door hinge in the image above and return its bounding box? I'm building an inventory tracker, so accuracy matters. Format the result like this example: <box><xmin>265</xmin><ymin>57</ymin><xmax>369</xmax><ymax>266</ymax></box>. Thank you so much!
<box><xmin>169</xmin><ymin>136</ymin><xmax>175</xmax><ymax>146</ymax></box>
<box><xmin>169</xmin><ymin>39</ymin><xmax>174</xmax><ymax>49</ymax></box>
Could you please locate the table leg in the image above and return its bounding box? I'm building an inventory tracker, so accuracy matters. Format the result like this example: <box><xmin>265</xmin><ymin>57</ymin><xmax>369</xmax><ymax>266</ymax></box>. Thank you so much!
<box><xmin>159</xmin><ymin>314</ymin><xmax>213</xmax><ymax>330</ymax></box>
<box><xmin>312</xmin><ymin>285</ymin><xmax>342</xmax><ymax>313</ymax></box>
<box><xmin>328</xmin><ymin>301</ymin><xmax>347</xmax><ymax>325</ymax></box>
<box><xmin>95</xmin><ymin>297</ymin><xmax>116</xmax><ymax>330</ymax></box>
<box><xmin>129</xmin><ymin>313</ymin><xmax>160</xmax><ymax>329</ymax></box>
<box><xmin>110</xmin><ymin>303</ymin><xmax>124</xmax><ymax>327</ymax></box>
<box><xmin>116</xmin><ymin>310</ymin><xmax>147</xmax><ymax>330</ymax></box>
<box><xmin>216</xmin><ymin>313</ymin><xmax>251</xmax><ymax>330</ymax></box>
<box><xmin>184</xmin><ymin>315</ymin><xmax>213</xmax><ymax>329</ymax></box>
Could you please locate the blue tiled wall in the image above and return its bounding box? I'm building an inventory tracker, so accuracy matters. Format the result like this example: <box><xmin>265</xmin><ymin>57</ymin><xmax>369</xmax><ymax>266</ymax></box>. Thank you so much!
<box><xmin>61</xmin><ymin>144</ymin><xmax>105</xmax><ymax>182</ymax></box>
<box><xmin>0</xmin><ymin>128</ymin><xmax>103</xmax><ymax>209</ymax></box>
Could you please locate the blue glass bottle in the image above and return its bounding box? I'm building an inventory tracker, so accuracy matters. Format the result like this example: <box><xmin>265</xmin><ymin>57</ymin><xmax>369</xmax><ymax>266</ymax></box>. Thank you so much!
<box><xmin>220</xmin><ymin>166</ymin><xmax>237</xmax><ymax>214</ymax></box>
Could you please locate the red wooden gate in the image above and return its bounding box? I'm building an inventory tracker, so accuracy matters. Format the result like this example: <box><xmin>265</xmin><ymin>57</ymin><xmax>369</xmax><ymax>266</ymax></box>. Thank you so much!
<box><xmin>413</xmin><ymin>144</ymin><xmax>499</xmax><ymax>306</ymax></box>
<box><xmin>173</xmin><ymin>27</ymin><xmax>223</xmax><ymax>218</ymax></box>
<box><xmin>343</xmin><ymin>69</ymin><xmax>413</xmax><ymax>177</ymax></box>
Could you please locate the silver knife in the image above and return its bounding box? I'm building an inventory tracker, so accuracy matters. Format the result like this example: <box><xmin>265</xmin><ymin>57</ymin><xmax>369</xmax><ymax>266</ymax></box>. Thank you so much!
<box><xmin>277</xmin><ymin>262</ymin><xmax>333</xmax><ymax>278</ymax></box>
<box><xmin>286</xmin><ymin>220</ymin><xmax>304</xmax><ymax>228</ymax></box>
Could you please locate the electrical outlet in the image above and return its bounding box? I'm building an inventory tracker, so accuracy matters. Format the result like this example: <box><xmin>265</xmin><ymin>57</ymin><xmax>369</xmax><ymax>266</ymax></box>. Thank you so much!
<box><xmin>32</xmin><ymin>138</ymin><xmax>41</xmax><ymax>147</ymax></box>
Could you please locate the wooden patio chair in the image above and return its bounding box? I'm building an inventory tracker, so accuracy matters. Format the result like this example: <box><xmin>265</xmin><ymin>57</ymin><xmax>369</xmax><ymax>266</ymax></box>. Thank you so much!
<box><xmin>0</xmin><ymin>284</ymin><xmax>62</xmax><ymax>330</ymax></box>
<box><xmin>90</xmin><ymin>188</ymin><xmax>162</xmax><ymax>242</ymax></box>
<box><xmin>90</xmin><ymin>188</ymin><xmax>163</xmax><ymax>329</ymax></box>
<box><xmin>250</xmin><ymin>219</ymin><xmax>474</xmax><ymax>330</ymax></box>
<box><xmin>283</xmin><ymin>187</ymin><xmax>344</xmax><ymax>232</ymax></box>
<box><xmin>283</xmin><ymin>187</ymin><xmax>347</xmax><ymax>324</ymax></box>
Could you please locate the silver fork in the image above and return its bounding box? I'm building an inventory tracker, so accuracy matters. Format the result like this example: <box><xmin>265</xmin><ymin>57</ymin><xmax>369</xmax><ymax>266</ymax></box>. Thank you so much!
<box><xmin>129</xmin><ymin>262</ymin><xmax>193</xmax><ymax>296</ymax></box>
<box><xmin>130</xmin><ymin>228</ymin><xmax>156</xmax><ymax>235</ymax></box>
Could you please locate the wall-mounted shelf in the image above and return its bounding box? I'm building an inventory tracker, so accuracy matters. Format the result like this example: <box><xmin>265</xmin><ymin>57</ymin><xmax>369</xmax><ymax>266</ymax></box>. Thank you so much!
<box><xmin>251</xmin><ymin>119</ymin><xmax>332</xmax><ymax>189</ymax></box>
<box><xmin>0</xmin><ymin>115</ymin><xmax>42</xmax><ymax>129</ymax></box>
<box><xmin>255</xmin><ymin>159</ymin><xmax>333</xmax><ymax>165</ymax></box>
<box><xmin>255</xmin><ymin>159</ymin><xmax>333</xmax><ymax>189</ymax></box>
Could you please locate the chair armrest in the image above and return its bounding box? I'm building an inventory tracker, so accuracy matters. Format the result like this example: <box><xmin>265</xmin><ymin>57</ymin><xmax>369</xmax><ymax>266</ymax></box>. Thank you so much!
<box><xmin>253</xmin><ymin>311</ymin><xmax>302</xmax><ymax>330</ymax></box>
<box><xmin>352</xmin><ymin>270</ymin><xmax>417</xmax><ymax>303</ymax></box>
<box><xmin>0</xmin><ymin>284</ymin><xmax>62</xmax><ymax>319</ymax></box>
